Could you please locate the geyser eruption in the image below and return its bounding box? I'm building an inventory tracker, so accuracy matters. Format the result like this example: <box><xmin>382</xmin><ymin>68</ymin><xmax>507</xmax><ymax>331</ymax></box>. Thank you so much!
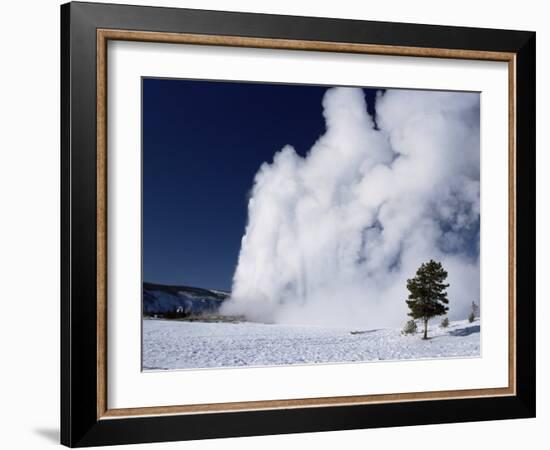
<box><xmin>222</xmin><ymin>87</ymin><xmax>480</xmax><ymax>328</ymax></box>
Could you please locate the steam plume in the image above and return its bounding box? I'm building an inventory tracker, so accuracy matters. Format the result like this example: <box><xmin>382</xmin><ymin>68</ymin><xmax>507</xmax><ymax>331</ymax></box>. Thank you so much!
<box><xmin>222</xmin><ymin>87</ymin><xmax>480</xmax><ymax>328</ymax></box>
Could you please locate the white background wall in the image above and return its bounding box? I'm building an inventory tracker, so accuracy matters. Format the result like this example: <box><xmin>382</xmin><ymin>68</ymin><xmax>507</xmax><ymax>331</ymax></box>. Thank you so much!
<box><xmin>0</xmin><ymin>0</ymin><xmax>545</xmax><ymax>449</ymax></box>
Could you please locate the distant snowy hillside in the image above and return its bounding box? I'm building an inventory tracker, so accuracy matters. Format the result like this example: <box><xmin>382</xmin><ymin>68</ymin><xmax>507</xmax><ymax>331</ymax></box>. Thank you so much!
<box><xmin>143</xmin><ymin>282</ymin><xmax>229</xmax><ymax>316</ymax></box>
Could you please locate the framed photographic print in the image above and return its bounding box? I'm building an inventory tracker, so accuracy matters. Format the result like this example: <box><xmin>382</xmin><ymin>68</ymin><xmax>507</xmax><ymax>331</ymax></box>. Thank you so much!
<box><xmin>60</xmin><ymin>1</ymin><xmax>536</xmax><ymax>447</ymax></box>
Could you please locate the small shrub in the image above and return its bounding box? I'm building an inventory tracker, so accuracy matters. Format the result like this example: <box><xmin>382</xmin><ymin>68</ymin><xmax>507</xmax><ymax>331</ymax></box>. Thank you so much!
<box><xmin>469</xmin><ymin>301</ymin><xmax>479</xmax><ymax>323</ymax></box>
<box><xmin>440</xmin><ymin>317</ymin><xmax>450</xmax><ymax>328</ymax></box>
<box><xmin>402</xmin><ymin>319</ymin><xmax>418</xmax><ymax>335</ymax></box>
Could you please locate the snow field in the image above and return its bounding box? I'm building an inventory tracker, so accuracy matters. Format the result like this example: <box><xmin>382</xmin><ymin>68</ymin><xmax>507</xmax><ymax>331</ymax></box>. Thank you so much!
<box><xmin>143</xmin><ymin>318</ymin><xmax>480</xmax><ymax>370</ymax></box>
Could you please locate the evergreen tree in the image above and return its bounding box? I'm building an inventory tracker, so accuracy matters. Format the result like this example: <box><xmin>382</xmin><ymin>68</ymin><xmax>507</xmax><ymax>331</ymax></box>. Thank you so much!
<box><xmin>440</xmin><ymin>317</ymin><xmax>450</xmax><ymax>328</ymax></box>
<box><xmin>469</xmin><ymin>301</ymin><xmax>479</xmax><ymax>323</ymax></box>
<box><xmin>406</xmin><ymin>259</ymin><xmax>450</xmax><ymax>339</ymax></box>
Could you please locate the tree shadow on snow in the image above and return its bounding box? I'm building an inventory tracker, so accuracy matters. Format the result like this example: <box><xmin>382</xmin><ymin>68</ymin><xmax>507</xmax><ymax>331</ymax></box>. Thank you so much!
<box><xmin>449</xmin><ymin>325</ymin><xmax>480</xmax><ymax>337</ymax></box>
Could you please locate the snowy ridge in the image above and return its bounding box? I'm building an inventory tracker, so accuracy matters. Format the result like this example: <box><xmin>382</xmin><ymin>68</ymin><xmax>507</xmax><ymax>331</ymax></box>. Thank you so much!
<box><xmin>143</xmin><ymin>282</ymin><xmax>230</xmax><ymax>316</ymax></box>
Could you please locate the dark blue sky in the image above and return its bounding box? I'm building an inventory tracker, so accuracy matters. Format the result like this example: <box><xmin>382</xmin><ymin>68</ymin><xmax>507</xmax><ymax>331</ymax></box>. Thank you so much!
<box><xmin>143</xmin><ymin>78</ymin><xmax>380</xmax><ymax>291</ymax></box>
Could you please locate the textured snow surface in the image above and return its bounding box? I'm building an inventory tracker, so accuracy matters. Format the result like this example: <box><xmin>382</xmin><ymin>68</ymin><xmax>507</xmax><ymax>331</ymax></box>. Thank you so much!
<box><xmin>142</xmin><ymin>318</ymin><xmax>480</xmax><ymax>370</ymax></box>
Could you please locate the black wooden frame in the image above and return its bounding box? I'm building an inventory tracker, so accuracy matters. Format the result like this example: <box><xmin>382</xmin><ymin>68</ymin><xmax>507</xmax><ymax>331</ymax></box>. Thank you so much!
<box><xmin>61</xmin><ymin>1</ymin><xmax>536</xmax><ymax>447</ymax></box>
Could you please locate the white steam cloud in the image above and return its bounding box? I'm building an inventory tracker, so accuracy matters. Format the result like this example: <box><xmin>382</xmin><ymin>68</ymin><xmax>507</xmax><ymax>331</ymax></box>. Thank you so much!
<box><xmin>222</xmin><ymin>87</ymin><xmax>480</xmax><ymax>328</ymax></box>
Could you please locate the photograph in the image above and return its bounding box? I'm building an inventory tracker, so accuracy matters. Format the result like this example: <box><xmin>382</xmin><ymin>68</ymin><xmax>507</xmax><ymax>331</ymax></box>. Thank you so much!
<box><xmin>141</xmin><ymin>79</ymin><xmax>481</xmax><ymax>371</ymax></box>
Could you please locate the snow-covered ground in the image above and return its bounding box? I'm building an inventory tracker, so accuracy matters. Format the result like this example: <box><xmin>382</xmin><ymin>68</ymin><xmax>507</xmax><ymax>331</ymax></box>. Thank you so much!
<box><xmin>142</xmin><ymin>318</ymin><xmax>480</xmax><ymax>370</ymax></box>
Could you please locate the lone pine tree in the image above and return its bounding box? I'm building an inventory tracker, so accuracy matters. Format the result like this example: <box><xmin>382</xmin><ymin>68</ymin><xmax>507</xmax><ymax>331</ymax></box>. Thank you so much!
<box><xmin>406</xmin><ymin>260</ymin><xmax>450</xmax><ymax>339</ymax></box>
